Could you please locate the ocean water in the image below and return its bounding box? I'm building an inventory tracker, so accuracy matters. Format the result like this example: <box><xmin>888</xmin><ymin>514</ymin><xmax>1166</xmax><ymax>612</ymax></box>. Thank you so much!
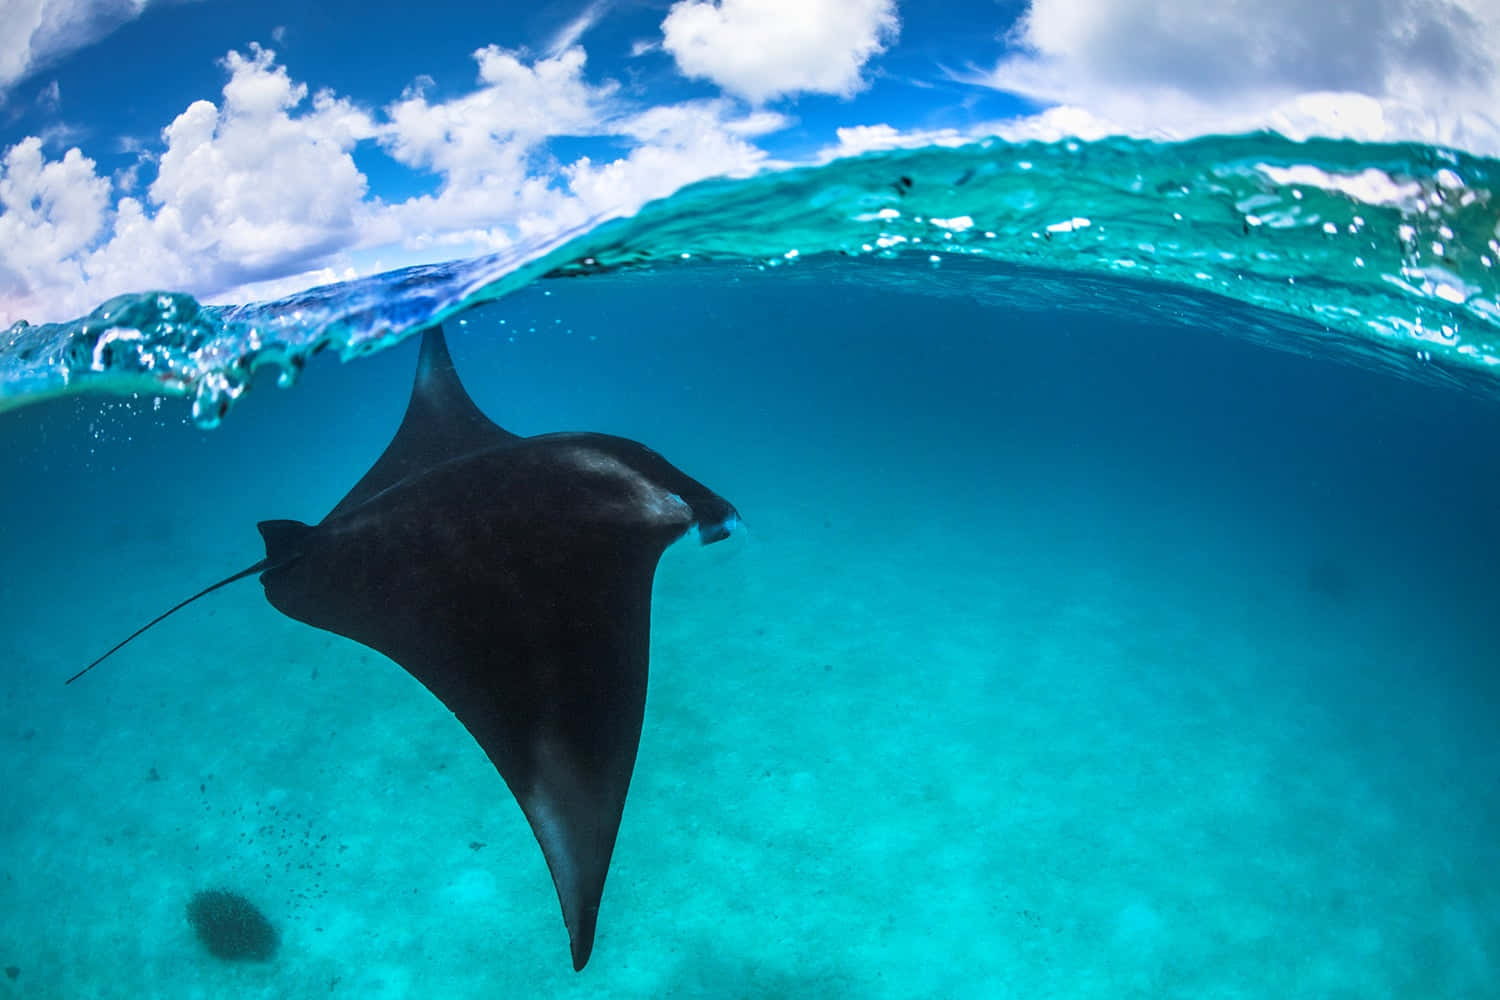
<box><xmin>2</xmin><ymin>135</ymin><xmax>1499</xmax><ymax>998</ymax></box>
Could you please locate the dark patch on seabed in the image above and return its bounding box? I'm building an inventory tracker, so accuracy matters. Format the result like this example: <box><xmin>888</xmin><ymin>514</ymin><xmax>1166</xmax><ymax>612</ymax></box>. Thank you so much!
<box><xmin>1</xmin><ymin>269</ymin><xmax>1499</xmax><ymax>998</ymax></box>
<box><xmin>186</xmin><ymin>889</ymin><xmax>279</xmax><ymax>961</ymax></box>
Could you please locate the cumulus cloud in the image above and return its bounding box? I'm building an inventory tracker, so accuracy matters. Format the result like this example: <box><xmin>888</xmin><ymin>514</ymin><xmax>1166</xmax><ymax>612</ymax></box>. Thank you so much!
<box><xmin>380</xmin><ymin>47</ymin><xmax>615</xmax><ymax>192</ymax></box>
<box><xmin>0</xmin><ymin>138</ymin><xmax>111</xmax><ymax>306</ymax></box>
<box><xmin>146</xmin><ymin>47</ymin><xmax>375</xmax><ymax>272</ymax></box>
<box><xmin>565</xmin><ymin>100</ymin><xmax>783</xmax><ymax>215</ymax></box>
<box><xmin>0</xmin><ymin>42</ymin><xmax>794</xmax><ymax>325</ymax></box>
<box><xmin>0</xmin><ymin>44</ymin><xmax>378</xmax><ymax>323</ymax></box>
<box><xmin>661</xmin><ymin>0</ymin><xmax>899</xmax><ymax>103</ymax></box>
<box><xmin>1</xmin><ymin>0</ymin><xmax>156</xmax><ymax>96</ymax></box>
<box><xmin>369</xmin><ymin>47</ymin><xmax>784</xmax><ymax>258</ymax></box>
<box><xmin>365</xmin><ymin>45</ymin><xmax>623</xmax><ymax>253</ymax></box>
<box><xmin>961</xmin><ymin>0</ymin><xmax>1500</xmax><ymax>154</ymax></box>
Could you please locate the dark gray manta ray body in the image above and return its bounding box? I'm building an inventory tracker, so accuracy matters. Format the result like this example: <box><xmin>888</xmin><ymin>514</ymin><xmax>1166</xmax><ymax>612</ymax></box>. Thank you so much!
<box><xmin>70</xmin><ymin>325</ymin><xmax>741</xmax><ymax>970</ymax></box>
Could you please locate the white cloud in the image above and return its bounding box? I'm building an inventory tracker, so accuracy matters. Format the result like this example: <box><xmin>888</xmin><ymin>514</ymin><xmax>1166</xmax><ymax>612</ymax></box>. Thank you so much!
<box><xmin>821</xmin><ymin>123</ymin><xmax>972</xmax><ymax>160</ymax></box>
<box><xmin>144</xmin><ymin>46</ymin><xmax>374</xmax><ymax>270</ymax></box>
<box><xmin>380</xmin><ymin>46</ymin><xmax>615</xmax><ymax>188</ymax></box>
<box><xmin>366</xmin><ymin>45</ymin><xmax>620</xmax><ymax>252</ymax></box>
<box><xmin>1</xmin><ymin>0</ymin><xmax>155</xmax><ymax>95</ymax></box>
<box><xmin>961</xmin><ymin>0</ymin><xmax>1500</xmax><ymax>154</ymax></box>
<box><xmin>0</xmin><ymin>42</ymin><xmax>796</xmax><ymax>325</ymax></box>
<box><xmin>0</xmin><ymin>44</ymin><xmax>377</xmax><ymax>324</ymax></box>
<box><xmin>661</xmin><ymin>0</ymin><xmax>899</xmax><ymax>103</ymax></box>
<box><xmin>36</xmin><ymin>120</ymin><xmax>85</xmax><ymax>150</ymax></box>
<box><xmin>546</xmin><ymin>0</ymin><xmax>613</xmax><ymax>57</ymax></box>
<box><xmin>368</xmin><ymin>47</ymin><xmax>785</xmax><ymax>256</ymax></box>
<box><xmin>814</xmin><ymin>107</ymin><xmax>1134</xmax><ymax>163</ymax></box>
<box><xmin>81</xmin><ymin>44</ymin><xmax>377</xmax><ymax>303</ymax></box>
<box><xmin>209</xmin><ymin>263</ymin><xmax>357</xmax><ymax>306</ymax></box>
<box><xmin>564</xmin><ymin>100</ymin><xmax>782</xmax><ymax>216</ymax></box>
<box><xmin>0</xmin><ymin>138</ymin><xmax>111</xmax><ymax>307</ymax></box>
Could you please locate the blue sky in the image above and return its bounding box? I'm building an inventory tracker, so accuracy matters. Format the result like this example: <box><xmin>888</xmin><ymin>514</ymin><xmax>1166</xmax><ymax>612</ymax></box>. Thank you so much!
<box><xmin>1</xmin><ymin>1</ymin><xmax>1033</xmax><ymax>203</ymax></box>
<box><xmin>2</xmin><ymin>0</ymin><xmax>1496</xmax><ymax>325</ymax></box>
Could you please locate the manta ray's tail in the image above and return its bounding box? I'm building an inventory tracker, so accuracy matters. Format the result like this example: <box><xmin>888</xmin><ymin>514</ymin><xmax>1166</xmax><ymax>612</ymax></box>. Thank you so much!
<box><xmin>65</xmin><ymin>558</ymin><xmax>272</xmax><ymax>685</ymax></box>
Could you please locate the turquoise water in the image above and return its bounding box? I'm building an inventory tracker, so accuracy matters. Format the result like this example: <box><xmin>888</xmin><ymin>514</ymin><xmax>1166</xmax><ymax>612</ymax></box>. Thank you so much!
<box><xmin>3</xmin><ymin>134</ymin><xmax>1497</xmax><ymax>420</ymax></box>
<box><xmin>2</xmin><ymin>135</ymin><xmax>1499</xmax><ymax>997</ymax></box>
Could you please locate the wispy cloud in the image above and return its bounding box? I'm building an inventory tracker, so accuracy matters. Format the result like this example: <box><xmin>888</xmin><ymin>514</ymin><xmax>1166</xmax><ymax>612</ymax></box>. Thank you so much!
<box><xmin>1</xmin><ymin>0</ymin><xmax>157</xmax><ymax>96</ymax></box>
<box><xmin>36</xmin><ymin>79</ymin><xmax>60</xmax><ymax>111</ymax></box>
<box><xmin>36</xmin><ymin>119</ymin><xmax>84</xmax><ymax>149</ymax></box>
<box><xmin>115</xmin><ymin>133</ymin><xmax>151</xmax><ymax>154</ymax></box>
<box><xmin>546</xmin><ymin>0</ymin><xmax>613</xmax><ymax>58</ymax></box>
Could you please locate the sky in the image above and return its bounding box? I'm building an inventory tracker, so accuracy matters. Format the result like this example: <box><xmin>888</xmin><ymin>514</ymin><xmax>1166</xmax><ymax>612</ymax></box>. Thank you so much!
<box><xmin>1</xmin><ymin>0</ymin><xmax>1497</xmax><ymax>326</ymax></box>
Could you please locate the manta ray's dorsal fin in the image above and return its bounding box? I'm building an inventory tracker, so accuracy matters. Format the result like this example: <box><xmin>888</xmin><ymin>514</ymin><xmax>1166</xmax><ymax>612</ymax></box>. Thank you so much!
<box><xmin>328</xmin><ymin>325</ymin><xmax>519</xmax><ymax>518</ymax></box>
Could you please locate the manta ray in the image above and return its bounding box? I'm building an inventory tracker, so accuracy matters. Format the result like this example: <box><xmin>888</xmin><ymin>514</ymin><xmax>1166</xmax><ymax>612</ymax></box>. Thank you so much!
<box><xmin>70</xmin><ymin>325</ymin><xmax>741</xmax><ymax>970</ymax></box>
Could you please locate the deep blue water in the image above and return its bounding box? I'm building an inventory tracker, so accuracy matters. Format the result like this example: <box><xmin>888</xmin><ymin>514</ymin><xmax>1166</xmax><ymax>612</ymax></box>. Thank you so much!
<box><xmin>2</xmin><ymin>265</ymin><xmax>1499</xmax><ymax>996</ymax></box>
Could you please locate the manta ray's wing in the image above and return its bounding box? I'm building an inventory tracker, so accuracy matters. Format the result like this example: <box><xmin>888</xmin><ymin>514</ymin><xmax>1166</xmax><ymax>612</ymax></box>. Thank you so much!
<box><xmin>328</xmin><ymin>327</ymin><xmax>519</xmax><ymax>518</ymax></box>
<box><xmin>255</xmin><ymin>325</ymin><xmax>737</xmax><ymax>971</ymax></box>
<box><xmin>258</xmin><ymin>462</ymin><xmax>689</xmax><ymax>970</ymax></box>
<box><xmin>68</xmin><ymin>325</ymin><xmax>738</xmax><ymax>970</ymax></box>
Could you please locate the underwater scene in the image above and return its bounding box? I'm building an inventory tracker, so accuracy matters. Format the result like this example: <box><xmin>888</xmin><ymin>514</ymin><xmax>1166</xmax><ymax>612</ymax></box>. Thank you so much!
<box><xmin>3</xmin><ymin>131</ymin><xmax>1499</xmax><ymax>999</ymax></box>
<box><xmin>4</xmin><ymin>3</ymin><xmax>1500</xmax><ymax>999</ymax></box>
